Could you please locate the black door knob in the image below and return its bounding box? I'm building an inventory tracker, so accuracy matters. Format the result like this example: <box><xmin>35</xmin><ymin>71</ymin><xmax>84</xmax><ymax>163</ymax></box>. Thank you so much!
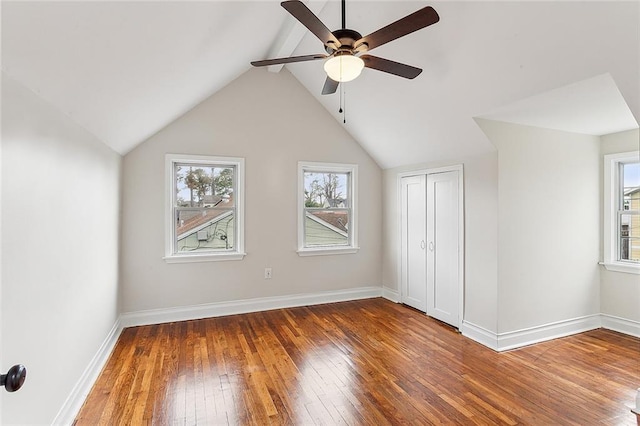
<box><xmin>1</xmin><ymin>364</ymin><xmax>27</xmax><ymax>392</ymax></box>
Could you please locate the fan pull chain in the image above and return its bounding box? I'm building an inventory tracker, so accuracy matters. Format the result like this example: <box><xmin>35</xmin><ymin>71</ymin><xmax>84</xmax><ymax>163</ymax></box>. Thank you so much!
<box><xmin>343</xmin><ymin>88</ymin><xmax>347</xmax><ymax>124</ymax></box>
<box><xmin>338</xmin><ymin>86</ymin><xmax>347</xmax><ymax>124</ymax></box>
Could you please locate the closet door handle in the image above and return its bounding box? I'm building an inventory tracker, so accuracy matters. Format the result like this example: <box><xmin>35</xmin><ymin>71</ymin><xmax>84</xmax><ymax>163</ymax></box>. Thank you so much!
<box><xmin>420</xmin><ymin>240</ymin><xmax>426</xmax><ymax>249</ymax></box>
<box><xmin>1</xmin><ymin>364</ymin><xmax>26</xmax><ymax>392</ymax></box>
<box><xmin>429</xmin><ymin>241</ymin><xmax>434</xmax><ymax>252</ymax></box>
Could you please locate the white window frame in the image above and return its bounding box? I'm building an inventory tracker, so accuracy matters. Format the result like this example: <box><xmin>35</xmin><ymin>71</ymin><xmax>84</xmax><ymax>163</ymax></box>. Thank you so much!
<box><xmin>164</xmin><ymin>154</ymin><xmax>245</xmax><ymax>263</ymax></box>
<box><xmin>603</xmin><ymin>151</ymin><xmax>639</xmax><ymax>274</ymax></box>
<box><xmin>297</xmin><ymin>161</ymin><xmax>359</xmax><ymax>256</ymax></box>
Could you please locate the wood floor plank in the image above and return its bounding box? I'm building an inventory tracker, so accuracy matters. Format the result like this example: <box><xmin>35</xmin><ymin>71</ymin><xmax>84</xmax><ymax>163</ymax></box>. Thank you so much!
<box><xmin>75</xmin><ymin>298</ymin><xmax>640</xmax><ymax>425</ymax></box>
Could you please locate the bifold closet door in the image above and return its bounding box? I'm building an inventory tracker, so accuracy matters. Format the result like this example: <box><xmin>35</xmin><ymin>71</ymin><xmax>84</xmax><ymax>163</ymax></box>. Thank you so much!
<box><xmin>426</xmin><ymin>171</ymin><xmax>460</xmax><ymax>327</ymax></box>
<box><xmin>400</xmin><ymin>175</ymin><xmax>427</xmax><ymax>312</ymax></box>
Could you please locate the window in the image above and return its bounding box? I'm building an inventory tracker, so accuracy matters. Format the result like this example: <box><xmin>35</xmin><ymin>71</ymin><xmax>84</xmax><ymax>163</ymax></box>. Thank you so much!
<box><xmin>165</xmin><ymin>154</ymin><xmax>245</xmax><ymax>263</ymax></box>
<box><xmin>603</xmin><ymin>151</ymin><xmax>639</xmax><ymax>274</ymax></box>
<box><xmin>298</xmin><ymin>161</ymin><xmax>358</xmax><ymax>256</ymax></box>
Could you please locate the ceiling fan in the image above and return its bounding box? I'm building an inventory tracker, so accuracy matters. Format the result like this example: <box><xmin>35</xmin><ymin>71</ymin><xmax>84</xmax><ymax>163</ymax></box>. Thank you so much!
<box><xmin>251</xmin><ymin>0</ymin><xmax>439</xmax><ymax>95</ymax></box>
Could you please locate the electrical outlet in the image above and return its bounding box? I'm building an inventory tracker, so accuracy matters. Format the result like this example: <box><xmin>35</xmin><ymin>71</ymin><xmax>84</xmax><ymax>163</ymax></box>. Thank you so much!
<box><xmin>264</xmin><ymin>268</ymin><xmax>272</xmax><ymax>279</ymax></box>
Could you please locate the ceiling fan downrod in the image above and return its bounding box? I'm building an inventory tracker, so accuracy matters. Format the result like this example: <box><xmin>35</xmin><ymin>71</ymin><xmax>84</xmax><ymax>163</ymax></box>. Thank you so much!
<box><xmin>342</xmin><ymin>0</ymin><xmax>346</xmax><ymax>29</ymax></box>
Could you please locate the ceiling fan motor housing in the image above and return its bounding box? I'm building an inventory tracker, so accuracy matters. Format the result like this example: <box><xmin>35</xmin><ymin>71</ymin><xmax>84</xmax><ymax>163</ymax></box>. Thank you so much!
<box><xmin>325</xmin><ymin>29</ymin><xmax>365</xmax><ymax>54</ymax></box>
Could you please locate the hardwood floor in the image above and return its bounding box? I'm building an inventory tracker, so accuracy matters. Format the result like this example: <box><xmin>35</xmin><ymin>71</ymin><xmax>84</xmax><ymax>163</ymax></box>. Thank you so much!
<box><xmin>75</xmin><ymin>298</ymin><xmax>640</xmax><ymax>425</ymax></box>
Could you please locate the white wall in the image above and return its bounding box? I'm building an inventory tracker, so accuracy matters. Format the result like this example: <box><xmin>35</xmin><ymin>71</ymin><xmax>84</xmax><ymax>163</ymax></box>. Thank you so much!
<box><xmin>1</xmin><ymin>74</ymin><xmax>121</xmax><ymax>425</ymax></box>
<box><xmin>120</xmin><ymin>68</ymin><xmax>382</xmax><ymax>313</ymax></box>
<box><xmin>477</xmin><ymin>119</ymin><xmax>601</xmax><ymax>333</ymax></box>
<box><xmin>382</xmin><ymin>152</ymin><xmax>499</xmax><ymax>334</ymax></box>
<box><xmin>600</xmin><ymin>129</ymin><xmax>640</xmax><ymax>322</ymax></box>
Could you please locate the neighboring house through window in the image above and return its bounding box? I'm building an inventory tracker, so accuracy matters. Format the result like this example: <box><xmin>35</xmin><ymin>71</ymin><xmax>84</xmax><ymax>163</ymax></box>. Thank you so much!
<box><xmin>165</xmin><ymin>154</ymin><xmax>245</xmax><ymax>263</ymax></box>
<box><xmin>603</xmin><ymin>151</ymin><xmax>639</xmax><ymax>274</ymax></box>
<box><xmin>298</xmin><ymin>161</ymin><xmax>358</xmax><ymax>256</ymax></box>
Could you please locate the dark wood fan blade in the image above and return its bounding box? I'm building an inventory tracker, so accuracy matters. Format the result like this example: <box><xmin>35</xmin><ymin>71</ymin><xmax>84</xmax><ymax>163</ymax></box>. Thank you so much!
<box><xmin>322</xmin><ymin>77</ymin><xmax>339</xmax><ymax>95</ymax></box>
<box><xmin>361</xmin><ymin>55</ymin><xmax>422</xmax><ymax>79</ymax></box>
<box><xmin>251</xmin><ymin>54</ymin><xmax>327</xmax><ymax>67</ymax></box>
<box><xmin>281</xmin><ymin>1</ymin><xmax>341</xmax><ymax>47</ymax></box>
<box><xmin>356</xmin><ymin>6</ymin><xmax>439</xmax><ymax>52</ymax></box>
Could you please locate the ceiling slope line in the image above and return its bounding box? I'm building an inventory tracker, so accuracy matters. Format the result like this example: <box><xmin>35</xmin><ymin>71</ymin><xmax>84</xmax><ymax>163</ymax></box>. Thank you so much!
<box><xmin>266</xmin><ymin>0</ymin><xmax>329</xmax><ymax>73</ymax></box>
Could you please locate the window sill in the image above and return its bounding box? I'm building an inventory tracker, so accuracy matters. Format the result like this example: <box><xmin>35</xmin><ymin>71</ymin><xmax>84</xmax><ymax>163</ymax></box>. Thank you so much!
<box><xmin>297</xmin><ymin>247</ymin><xmax>359</xmax><ymax>257</ymax></box>
<box><xmin>164</xmin><ymin>252</ymin><xmax>246</xmax><ymax>264</ymax></box>
<box><xmin>600</xmin><ymin>262</ymin><xmax>640</xmax><ymax>275</ymax></box>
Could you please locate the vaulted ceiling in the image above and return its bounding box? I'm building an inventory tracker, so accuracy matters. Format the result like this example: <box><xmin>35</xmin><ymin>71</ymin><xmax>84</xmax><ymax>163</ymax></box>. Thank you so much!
<box><xmin>3</xmin><ymin>1</ymin><xmax>638</xmax><ymax>169</ymax></box>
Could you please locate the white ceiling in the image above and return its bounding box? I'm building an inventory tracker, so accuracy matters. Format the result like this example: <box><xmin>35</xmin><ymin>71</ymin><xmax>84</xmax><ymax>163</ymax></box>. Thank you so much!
<box><xmin>477</xmin><ymin>73</ymin><xmax>638</xmax><ymax>137</ymax></box>
<box><xmin>1</xmin><ymin>1</ymin><xmax>289</xmax><ymax>154</ymax></box>
<box><xmin>2</xmin><ymin>1</ymin><xmax>639</xmax><ymax>169</ymax></box>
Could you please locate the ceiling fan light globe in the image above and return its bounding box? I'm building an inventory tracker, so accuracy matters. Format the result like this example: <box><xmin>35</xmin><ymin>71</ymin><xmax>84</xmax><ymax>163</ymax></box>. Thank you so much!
<box><xmin>324</xmin><ymin>55</ymin><xmax>364</xmax><ymax>82</ymax></box>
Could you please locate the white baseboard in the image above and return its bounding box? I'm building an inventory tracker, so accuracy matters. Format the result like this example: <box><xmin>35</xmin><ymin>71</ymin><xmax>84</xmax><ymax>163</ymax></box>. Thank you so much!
<box><xmin>496</xmin><ymin>314</ymin><xmax>602</xmax><ymax>351</ymax></box>
<box><xmin>463</xmin><ymin>314</ymin><xmax>603</xmax><ymax>352</ymax></box>
<box><xmin>52</xmin><ymin>318</ymin><xmax>124</xmax><ymax>426</ymax></box>
<box><xmin>382</xmin><ymin>286</ymin><xmax>400</xmax><ymax>303</ymax></box>
<box><xmin>601</xmin><ymin>314</ymin><xmax>640</xmax><ymax>338</ymax></box>
<box><xmin>120</xmin><ymin>286</ymin><xmax>383</xmax><ymax>328</ymax></box>
<box><xmin>461</xmin><ymin>321</ymin><xmax>499</xmax><ymax>350</ymax></box>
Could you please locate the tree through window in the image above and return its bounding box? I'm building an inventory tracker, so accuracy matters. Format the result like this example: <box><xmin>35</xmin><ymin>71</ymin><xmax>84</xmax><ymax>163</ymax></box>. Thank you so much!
<box><xmin>298</xmin><ymin>162</ymin><xmax>358</xmax><ymax>255</ymax></box>
<box><xmin>165</xmin><ymin>154</ymin><xmax>245</xmax><ymax>262</ymax></box>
